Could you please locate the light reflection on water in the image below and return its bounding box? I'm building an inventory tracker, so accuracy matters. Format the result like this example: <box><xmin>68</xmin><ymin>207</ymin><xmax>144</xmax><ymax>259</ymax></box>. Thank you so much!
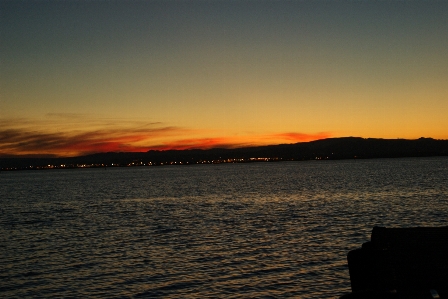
<box><xmin>1</xmin><ymin>157</ymin><xmax>448</xmax><ymax>298</ymax></box>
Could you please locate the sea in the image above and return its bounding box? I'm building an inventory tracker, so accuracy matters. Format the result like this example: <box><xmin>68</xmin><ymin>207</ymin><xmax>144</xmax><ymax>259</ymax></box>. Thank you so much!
<box><xmin>1</xmin><ymin>157</ymin><xmax>448</xmax><ymax>298</ymax></box>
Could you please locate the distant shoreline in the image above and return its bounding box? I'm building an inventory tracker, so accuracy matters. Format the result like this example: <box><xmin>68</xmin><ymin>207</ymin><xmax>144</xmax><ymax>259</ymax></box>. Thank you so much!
<box><xmin>2</xmin><ymin>137</ymin><xmax>448</xmax><ymax>171</ymax></box>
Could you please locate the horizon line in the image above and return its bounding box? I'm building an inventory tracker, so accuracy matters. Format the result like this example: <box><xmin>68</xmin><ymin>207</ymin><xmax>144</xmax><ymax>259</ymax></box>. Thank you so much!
<box><xmin>1</xmin><ymin>136</ymin><xmax>445</xmax><ymax>159</ymax></box>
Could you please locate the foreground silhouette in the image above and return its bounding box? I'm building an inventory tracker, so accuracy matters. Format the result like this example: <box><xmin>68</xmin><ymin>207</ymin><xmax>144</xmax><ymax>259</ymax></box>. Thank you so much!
<box><xmin>340</xmin><ymin>226</ymin><xmax>448</xmax><ymax>299</ymax></box>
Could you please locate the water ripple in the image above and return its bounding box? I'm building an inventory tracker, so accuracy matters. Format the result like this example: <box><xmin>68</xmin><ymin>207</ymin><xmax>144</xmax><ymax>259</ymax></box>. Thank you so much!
<box><xmin>1</xmin><ymin>158</ymin><xmax>448</xmax><ymax>298</ymax></box>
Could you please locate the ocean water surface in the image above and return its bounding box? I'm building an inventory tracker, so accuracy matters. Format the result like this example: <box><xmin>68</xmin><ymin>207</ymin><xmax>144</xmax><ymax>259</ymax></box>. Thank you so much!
<box><xmin>1</xmin><ymin>157</ymin><xmax>448</xmax><ymax>298</ymax></box>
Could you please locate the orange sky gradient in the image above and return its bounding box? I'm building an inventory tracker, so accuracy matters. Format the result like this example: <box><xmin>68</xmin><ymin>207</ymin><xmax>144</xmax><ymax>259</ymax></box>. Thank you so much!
<box><xmin>1</xmin><ymin>1</ymin><xmax>447</xmax><ymax>157</ymax></box>
<box><xmin>0</xmin><ymin>117</ymin><xmax>332</xmax><ymax>157</ymax></box>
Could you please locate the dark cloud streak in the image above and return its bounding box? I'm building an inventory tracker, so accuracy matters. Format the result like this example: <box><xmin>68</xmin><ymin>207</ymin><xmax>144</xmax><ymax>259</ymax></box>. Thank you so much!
<box><xmin>0</xmin><ymin>125</ymin><xmax>187</xmax><ymax>157</ymax></box>
<box><xmin>0</xmin><ymin>118</ymin><xmax>333</xmax><ymax>157</ymax></box>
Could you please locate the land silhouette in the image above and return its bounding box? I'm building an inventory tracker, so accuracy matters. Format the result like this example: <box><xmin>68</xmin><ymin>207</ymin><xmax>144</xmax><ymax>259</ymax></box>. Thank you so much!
<box><xmin>1</xmin><ymin>137</ymin><xmax>448</xmax><ymax>170</ymax></box>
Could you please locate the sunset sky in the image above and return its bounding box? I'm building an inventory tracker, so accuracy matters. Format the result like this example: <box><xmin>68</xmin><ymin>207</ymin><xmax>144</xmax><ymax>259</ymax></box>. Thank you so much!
<box><xmin>1</xmin><ymin>0</ymin><xmax>447</xmax><ymax>157</ymax></box>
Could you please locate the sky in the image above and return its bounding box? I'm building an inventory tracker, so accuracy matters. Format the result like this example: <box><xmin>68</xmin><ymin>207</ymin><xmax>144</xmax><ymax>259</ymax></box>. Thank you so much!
<box><xmin>1</xmin><ymin>0</ymin><xmax>447</xmax><ymax>157</ymax></box>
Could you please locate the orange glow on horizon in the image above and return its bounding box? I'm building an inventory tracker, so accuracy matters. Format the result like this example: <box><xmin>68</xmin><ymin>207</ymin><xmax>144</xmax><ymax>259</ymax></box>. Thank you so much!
<box><xmin>0</xmin><ymin>119</ymin><xmax>332</xmax><ymax>157</ymax></box>
<box><xmin>2</xmin><ymin>116</ymin><xmax>446</xmax><ymax>158</ymax></box>
<box><xmin>150</xmin><ymin>132</ymin><xmax>333</xmax><ymax>151</ymax></box>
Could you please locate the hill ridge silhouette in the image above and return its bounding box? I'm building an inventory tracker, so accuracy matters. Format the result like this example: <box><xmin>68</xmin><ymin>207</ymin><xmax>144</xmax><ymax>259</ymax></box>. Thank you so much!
<box><xmin>2</xmin><ymin>137</ymin><xmax>448</xmax><ymax>170</ymax></box>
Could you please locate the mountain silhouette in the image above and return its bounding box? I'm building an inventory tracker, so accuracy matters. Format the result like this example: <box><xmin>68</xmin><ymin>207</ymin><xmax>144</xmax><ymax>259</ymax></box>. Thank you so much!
<box><xmin>1</xmin><ymin>137</ymin><xmax>448</xmax><ymax>170</ymax></box>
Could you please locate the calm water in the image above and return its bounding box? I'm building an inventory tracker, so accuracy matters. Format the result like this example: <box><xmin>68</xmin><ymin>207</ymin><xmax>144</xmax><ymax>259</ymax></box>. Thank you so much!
<box><xmin>1</xmin><ymin>157</ymin><xmax>448</xmax><ymax>298</ymax></box>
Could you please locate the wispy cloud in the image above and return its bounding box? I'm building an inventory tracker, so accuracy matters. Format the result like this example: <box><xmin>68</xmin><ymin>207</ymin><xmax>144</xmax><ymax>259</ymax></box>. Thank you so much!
<box><xmin>45</xmin><ymin>113</ymin><xmax>88</xmax><ymax>119</ymax></box>
<box><xmin>136</xmin><ymin>132</ymin><xmax>332</xmax><ymax>151</ymax></box>
<box><xmin>150</xmin><ymin>137</ymin><xmax>243</xmax><ymax>151</ymax></box>
<box><xmin>0</xmin><ymin>117</ymin><xmax>189</xmax><ymax>156</ymax></box>
<box><xmin>0</xmin><ymin>117</ymin><xmax>332</xmax><ymax>157</ymax></box>
<box><xmin>271</xmin><ymin>132</ymin><xmax>332</xmax><ymax>143</ymax></box>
